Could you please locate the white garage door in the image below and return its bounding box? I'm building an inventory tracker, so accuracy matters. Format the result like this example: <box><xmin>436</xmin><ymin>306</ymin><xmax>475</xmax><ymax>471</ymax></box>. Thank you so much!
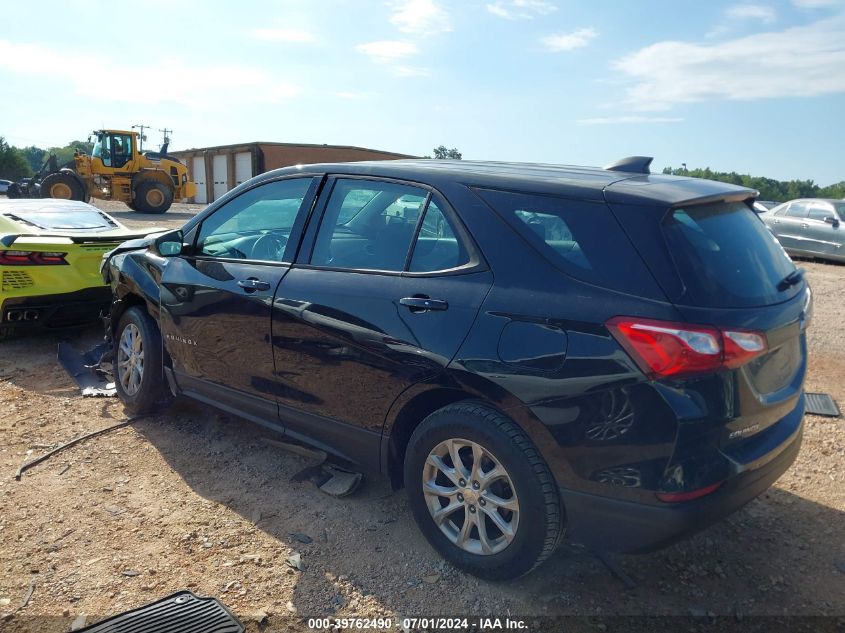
<box><xmin>212</xmin><ymin>154</ymin><xmax>228</xmax><ymax>201</ymax></box>
<box><xmin>234</xmin><ymin>152</ymin><xmax>252</xmax><ymax>186</ymax></box>
<box><xmin>192</xmin><ymin>156</ymin><xmax>207</xmax><ymax>204</ymax></box>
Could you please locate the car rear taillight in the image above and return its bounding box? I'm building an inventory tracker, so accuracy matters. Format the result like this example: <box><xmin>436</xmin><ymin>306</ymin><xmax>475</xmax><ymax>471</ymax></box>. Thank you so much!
<box><xmin>656</xmin><ymin>481</ymin><xmax>723</xmax><ymax>503</ymax></box>
<box><xmin>0</xmin><ymin>250</ymin><xmax>68</xmax><ymax>266</ymax></box>
<box><xmin>606</xmin><ymin>317</ymin><xmax>768</xmax><ymax>379</ymax></box>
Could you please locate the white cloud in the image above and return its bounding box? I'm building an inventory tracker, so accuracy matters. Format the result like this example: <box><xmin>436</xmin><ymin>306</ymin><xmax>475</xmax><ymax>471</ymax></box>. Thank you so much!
<box><xmin>251</xmin><ymin>28</ymin><xmax>316</xmax><ymax>43</ymax></box>
<box><xmin>793</xmin><ymin>0</ymin><xmax>842</xmax><ymax>8</ymax></box>
<box><xmin>578</xmin><ymin>116</ymin><xmax>684</xmax><ymax>125</ymax></box>
<box><xmin>0</xmin><ymin>40</ymin><xmax>301</xmax><ymax>107</ymax></box>
<box><xmin>355</xmin><ymin>40</ymin><xmax>426</xmax><ymax>77</ymax></box>
<box><xmin>393</xmin><ymin>65</ymin><xmax>430</xmax><ymax>77</ymax></box>
<box><xmin>355</xmin><ymin>40</ymin><xmax>419</xmax><ymax>63</ymax></box>
<box><xmin>389</xmin><ymin>0</ymin><xmax>451</xmax><ymax>35</ymax></box>
<box><xmin>613</xmin><ymin>15</ymin><xmax>845</xmax><ymax>110</ymax></box>
<box><xmin>725</xmin><ymin>4</ymin><xmax>777</xmax><ymax>23</ymax></box>
<box><xmin>486</xmin><ymin>0</ymin><xmax>557</xmax><ymax>20</ymax></box>
<box><xmin>541</xmin><ymin>28</ymin><xmax>597</xmax><ymax>52</ymax></box>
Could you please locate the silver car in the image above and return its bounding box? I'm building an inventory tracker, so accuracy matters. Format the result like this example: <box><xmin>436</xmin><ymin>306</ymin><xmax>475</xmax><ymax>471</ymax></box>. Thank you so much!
<box><xmin>762</xmin><ymin>198</ymin><xmax>845</xmax><ymax>263</ymax></box>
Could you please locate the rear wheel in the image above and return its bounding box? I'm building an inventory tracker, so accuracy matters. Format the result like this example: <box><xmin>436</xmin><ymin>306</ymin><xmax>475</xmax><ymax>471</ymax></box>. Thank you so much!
<box><xmin>40</xmin><ymin>172</ymin><xmax>85</xmax><ymax>201</ymax></box>
<box><xmin>404</xmin><ymin>402</ymin><xmax>564</xmax><ymax>580</ymax></box>
<box><xmin>133</xmin><ymin>181</ymin><xmax>173</xmax><ymax>214</ymax></box>
<box><xmin>114</xmin><ymin>306</ymin><xmax>171</xmax><ymax>414</ymax></box>
<box><xmin>6</xmin><ymin>183</ymin><xmax>21</xmax><ymax>199</ymax></box>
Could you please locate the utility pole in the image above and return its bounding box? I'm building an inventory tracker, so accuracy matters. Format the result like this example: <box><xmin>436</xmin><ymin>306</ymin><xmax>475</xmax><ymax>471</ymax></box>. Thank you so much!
<box><xmin>159</xmin><ymin>128</ymin><xmax>173</xmax><ymax>152</ymax></box>
<box><xmin>131</xmin><ymin>124</ymin><xmax>151</xmax><ymax>151</ymax></box>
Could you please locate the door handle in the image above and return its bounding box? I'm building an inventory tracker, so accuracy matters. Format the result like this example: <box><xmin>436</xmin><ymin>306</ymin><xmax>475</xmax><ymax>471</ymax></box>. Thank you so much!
<box><xmin>237</xmin><ymin>278</ymin><xmax>271</xmax><ymax>292</ymax></box>
<box><xmin>801</xmin><ymin>223</ymin><xmax>809</xmax><ymax>228</ymax></box>
<box><xmin>400</xmin><ymin>296</ymin><xmax>448</xmax><ymax>312</ymax></box>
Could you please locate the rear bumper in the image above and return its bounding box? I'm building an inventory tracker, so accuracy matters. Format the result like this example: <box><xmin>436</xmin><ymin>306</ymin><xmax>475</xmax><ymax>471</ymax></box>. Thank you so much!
<box><xmin>560</xmin><ymin>415</ymin><xmax>803</xmax><ymax>553</ymax></box>
<box><xmin>1</xmin><ymin>286</ymin><xmax>111</xmax><ymax>332</ymax></box>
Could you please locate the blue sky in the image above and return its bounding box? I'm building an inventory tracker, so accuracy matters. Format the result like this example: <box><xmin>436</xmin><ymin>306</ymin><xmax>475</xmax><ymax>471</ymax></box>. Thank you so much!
<box><xmin>2</xmin><ymin>0</ymin><xmax>844</xmax><ymax>184</ymax></box>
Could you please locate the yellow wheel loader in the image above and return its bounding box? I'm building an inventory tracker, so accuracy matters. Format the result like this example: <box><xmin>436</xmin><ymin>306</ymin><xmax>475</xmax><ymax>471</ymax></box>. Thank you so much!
<box><xmin>13</xmin><ymin>130</ymin><xmax>196</xmax><ymax>214</ymax></box>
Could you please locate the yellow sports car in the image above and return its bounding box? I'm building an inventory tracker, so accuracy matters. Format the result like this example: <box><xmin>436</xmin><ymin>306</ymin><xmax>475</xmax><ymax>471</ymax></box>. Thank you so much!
<box><xmin>0</xmin><ymin>199</ymin><xmax>160</xmax><ymax>338</ymax></box>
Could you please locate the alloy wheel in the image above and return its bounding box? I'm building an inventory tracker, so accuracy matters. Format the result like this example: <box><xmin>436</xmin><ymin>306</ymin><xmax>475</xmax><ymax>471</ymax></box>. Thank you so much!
<box><xmin>117</xmin><ymin>323</ymin><xmax>144</xmax><ymax>396</ymax></box>
<box><xmin>422</xmin><ymin>437</ymin><xmax>520</xmax><ymax>555</ymax></box>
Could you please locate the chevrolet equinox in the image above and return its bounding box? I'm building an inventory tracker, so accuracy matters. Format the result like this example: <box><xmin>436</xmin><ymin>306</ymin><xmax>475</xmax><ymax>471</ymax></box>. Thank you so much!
<box><xmin>103</xmin><ymin>157</ymin><xmax>810</xmax><ymax>579</ymax></box>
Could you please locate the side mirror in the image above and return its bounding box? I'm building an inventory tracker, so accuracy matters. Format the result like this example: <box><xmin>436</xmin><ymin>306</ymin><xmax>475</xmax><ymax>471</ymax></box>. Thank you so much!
<box><xmin>151</xmin><ymin>230</ymin><xmax>184</xmax><ymax>257</ymax></box>
<box><xmin>823</xmin><ymin>216</ymin><xmax>840</xmax><ymax>227</ymax></box>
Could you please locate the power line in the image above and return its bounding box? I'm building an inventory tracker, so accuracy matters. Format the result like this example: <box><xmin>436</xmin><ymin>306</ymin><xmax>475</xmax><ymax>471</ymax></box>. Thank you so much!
<box><xmin>159</xmin><ymin>128</ymin><xmax>173</xmax><ymax>150</ymax></box>
<box><xmin>132</xmin><ymin>124</ymin><xmax>151</xmax><ymax>151</ymax></box>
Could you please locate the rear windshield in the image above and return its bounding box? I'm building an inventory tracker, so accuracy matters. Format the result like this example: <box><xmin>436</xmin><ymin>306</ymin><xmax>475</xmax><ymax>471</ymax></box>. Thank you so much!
<box><xmin>3</xmin><ymin>210</ymin><xmax>117</xmax><ymax>231</ymax></box>
<box><xmin>474</xmin><ymin>188</ymin><xmax>664</xmax><ymax>299</ymax></box>
<box><xmin>663</xmin><ymin>202</ymin><xmax>799</xmax><ymax>308</ymax></box>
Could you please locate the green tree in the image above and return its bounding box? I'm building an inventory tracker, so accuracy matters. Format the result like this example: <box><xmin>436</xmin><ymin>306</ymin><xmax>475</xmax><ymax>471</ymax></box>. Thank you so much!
<box><xmin>47</xmin><ymin>140</ymin><xmax>93</xmax><ymax>166</ymax></box>
<box><xmin>0</xmin><ymin>137</ymin><xmax>32</xmax><ymax>180</ymax></box>
<box><xmin>432</xmin><ymin>145</ymin><xmax>462</xmax><ymax>160</ymax></box>
<box><xmin>22</xmin><ymin>145</ymin><xmax>47</xmax><ymax>173</ymax></box>
<box><xmin>662</xmin><ymin>166</ymin><xmax>843</xmax><ymax>203</ymax></box>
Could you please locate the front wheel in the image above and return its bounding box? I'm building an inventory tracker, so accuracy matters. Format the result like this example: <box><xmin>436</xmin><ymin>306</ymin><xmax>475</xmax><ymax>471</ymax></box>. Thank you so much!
<box><xmin>40</xmin><ymin>172</ymin><xmax>85</xmax><ymax>201</ymax></box>
<box><xmin>404</xmin><ymin>402</ymin><xmax>564</xmax><ymax>580</ymax></box>
<box><xmin>114</xmin><ymin>306</ymin><xmax>171</xmax><ymax>414</ymax></box>
<box><xmin>133</xmin><ymin>181</ymin><xmax>173</xmax><ymax>214</ymax></box>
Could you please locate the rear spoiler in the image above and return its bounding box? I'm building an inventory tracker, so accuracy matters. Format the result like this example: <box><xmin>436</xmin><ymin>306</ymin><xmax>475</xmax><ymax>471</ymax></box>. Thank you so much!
<box><xmin>669</xmin><ymin>189</ymin><xmax>760</xmax><ymax>209</ymax></box>
<box><xmin>1</xmin><ymin>232</ymin><xmax>162</xmax><ymax>247</ymax></box>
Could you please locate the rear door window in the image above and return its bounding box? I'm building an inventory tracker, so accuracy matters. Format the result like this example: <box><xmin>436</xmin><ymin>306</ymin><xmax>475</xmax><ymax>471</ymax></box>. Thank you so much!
<box><xmin>785</xmin><ymin>202</ymin><xmax>809</xmax><ymax>218</ymax></box>
<box><xmin>310</xmin><ymin>179</ymin><xmax>427</xmax><ymax>272</ymax></box>
<box><xmin>408</xmin><ymin>201</ymin><xmax>470</xmax><ymax>272</ymax></box>
<box><xmin>473</xmin><ymin>188</ymin><xmax>663</xmax><ymax>298</ymax></box>
<box><xmin>663</xmin><ymin>202</ymin><xmax>798</xmax><ymax>308</ymax></box>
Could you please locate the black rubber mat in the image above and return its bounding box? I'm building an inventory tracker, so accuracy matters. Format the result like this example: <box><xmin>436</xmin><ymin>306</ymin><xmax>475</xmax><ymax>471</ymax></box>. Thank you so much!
<box><xmin>805</xmin><ymin>392</ymin><xmax>841</xmax><ymax>417</ymax></box>
<box><xmin>77</xmin><ymin>591</ymin><xmax>243</xmax><ymax>632</ymax></box>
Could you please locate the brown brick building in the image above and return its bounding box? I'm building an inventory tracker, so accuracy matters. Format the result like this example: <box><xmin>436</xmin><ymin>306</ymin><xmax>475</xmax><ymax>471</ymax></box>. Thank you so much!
<box><xmin>171</xmin><ymin>142</ymin><xmax>415</xmax><ymax>204</ymax></box>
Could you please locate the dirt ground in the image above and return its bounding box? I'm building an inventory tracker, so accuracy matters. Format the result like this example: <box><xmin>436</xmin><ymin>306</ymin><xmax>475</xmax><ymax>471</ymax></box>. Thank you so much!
<box><xmin>0</xmin><ymin>200</ymin><xmax>843</xmax><ymax>631</ymax></box>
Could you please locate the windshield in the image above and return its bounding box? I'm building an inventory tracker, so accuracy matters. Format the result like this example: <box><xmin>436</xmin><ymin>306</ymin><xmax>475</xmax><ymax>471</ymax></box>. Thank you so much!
<box><xmin>663</xmin><ymin>201</ymin><xmax>799</xmax><ymax>308</ymax></box>
<box><xmin>91</xmin><ymin>135</ymin><xmax>104</xmax><ymax>159</ymax></box>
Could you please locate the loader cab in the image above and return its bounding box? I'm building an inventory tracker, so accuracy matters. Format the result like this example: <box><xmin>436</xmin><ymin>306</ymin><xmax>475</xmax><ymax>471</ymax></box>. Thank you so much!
<box><xmin>91</xmin><ymin>131</ymin><xmax>135</xmax><ymax>170</ymax></box>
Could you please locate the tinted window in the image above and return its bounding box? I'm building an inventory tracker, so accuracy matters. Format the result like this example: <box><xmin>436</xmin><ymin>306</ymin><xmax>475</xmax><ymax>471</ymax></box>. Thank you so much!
<box><xmin>311</xmin><ymin>179</ymin><xmax>427</xmax><ymax>272</ymax></box>
<box><xmin>663</xmin><ymin>202</ymin><xmax>798</xmax><ymax>308</ymax></box>
<box><xmin>196</xmin><ymin>178</ymin><xmax>312</xmax><ymax>262</ymax></box>
<box><xmin>409</xmin><ymin>201</ymin><xmax>470</xmax><ymax>272</ymax></box>
<box><xmin>474</xmin><ymin>188</ymin><xmax>662</xmax><ymax>298</ymax></box>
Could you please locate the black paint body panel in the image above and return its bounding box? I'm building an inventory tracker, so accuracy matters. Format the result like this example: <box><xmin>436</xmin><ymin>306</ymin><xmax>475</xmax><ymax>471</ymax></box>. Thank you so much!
<box><xmin>105</xmin><ymin>160</ymin><xmax>808</xmax><ymax>553</ymax></box>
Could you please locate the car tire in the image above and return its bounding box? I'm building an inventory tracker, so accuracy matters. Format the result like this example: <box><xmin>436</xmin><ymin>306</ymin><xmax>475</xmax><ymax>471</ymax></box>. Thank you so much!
<box><xmin>114</xmin><ymin>306</ymin><xmax>171</xmax><ymax>414</ymax></box>
<box><xmin>404</xmin><ymin>401</ymin><xmax>564</xmax><ymax>580</ymax></box>
<box><xmin>133</xmin><ymin>181</ymin><xmax>173</xmax><ymax>214</ymax></box>
<box><xmin>40</xmin><ymin>172</ymin><xmax>85</xmax><ymax>201</ymax></box>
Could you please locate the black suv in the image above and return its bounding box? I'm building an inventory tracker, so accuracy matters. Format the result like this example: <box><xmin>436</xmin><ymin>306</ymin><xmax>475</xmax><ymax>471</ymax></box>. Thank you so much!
<box><xmin>103</xmin><ymin>158</ymin><xmax>809</xmax><ymax>580</ymax></box>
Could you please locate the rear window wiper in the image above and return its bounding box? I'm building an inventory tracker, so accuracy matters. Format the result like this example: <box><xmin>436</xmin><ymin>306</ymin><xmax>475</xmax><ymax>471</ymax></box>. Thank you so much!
<box><xmin>777</xmin><ymin>267</ymin><xmax>804</xmax><ymax>291</ymax></box>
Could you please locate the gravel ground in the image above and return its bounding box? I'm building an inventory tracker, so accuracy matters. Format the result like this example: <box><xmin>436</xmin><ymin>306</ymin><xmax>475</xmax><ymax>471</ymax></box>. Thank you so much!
<box><xmin>0</xmin><ymin>199</ymin><xmax>843</xmax><ymax>631</ymax></box>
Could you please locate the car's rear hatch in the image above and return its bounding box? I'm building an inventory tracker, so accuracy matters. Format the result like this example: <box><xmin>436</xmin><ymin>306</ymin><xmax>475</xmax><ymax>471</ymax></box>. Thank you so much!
<box><xmin>606</xmin><ymin>191</ymin><xmax>809</xmax><ymax>450</ymax></box>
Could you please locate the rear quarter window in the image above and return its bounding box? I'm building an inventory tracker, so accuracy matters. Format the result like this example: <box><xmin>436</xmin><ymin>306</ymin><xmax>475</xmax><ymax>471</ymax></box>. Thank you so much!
<box><xmin>663</xmin><ymin>202</ymin><xmax>798</xmax><ymax>308</ymax></box>
<box><xmin>473</xmin><ymin>188</ymin><xmax>664</xmax><ymax>299</ymax></box>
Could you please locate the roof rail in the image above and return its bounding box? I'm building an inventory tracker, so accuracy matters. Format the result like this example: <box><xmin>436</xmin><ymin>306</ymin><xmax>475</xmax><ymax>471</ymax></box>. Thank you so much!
<box><xmin>603</xmin><ymin>156</ymin><xmax>653</xmax><ymax>174</ymax></box>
